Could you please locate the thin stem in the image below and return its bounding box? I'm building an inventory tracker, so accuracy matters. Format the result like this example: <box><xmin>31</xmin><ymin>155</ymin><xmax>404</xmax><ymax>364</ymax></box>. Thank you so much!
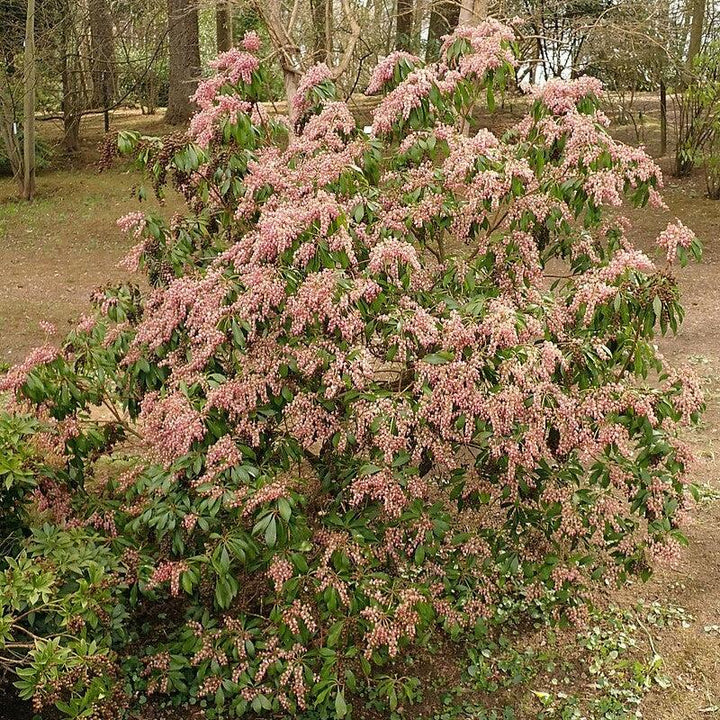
<box><xmin>615</xmin><ymin>322</ymin><xmax>643</xmax><ymax>382</ymax></box>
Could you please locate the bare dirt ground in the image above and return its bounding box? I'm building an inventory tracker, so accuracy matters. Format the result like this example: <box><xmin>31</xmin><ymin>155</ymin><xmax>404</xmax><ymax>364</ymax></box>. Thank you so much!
<box><xmin>1</xmin><ymin>107</ymin><xmax>719</xmax><ymax>718</ymax></box>
<box><xmin>0</xmin><ymin>110</ymin><xmax>182</xmax><ymax>363</ymax></box>
<box><xmin>625</xmin><ymin>165</ymin><xmax>720</xmax><ymax>719</ymax></box>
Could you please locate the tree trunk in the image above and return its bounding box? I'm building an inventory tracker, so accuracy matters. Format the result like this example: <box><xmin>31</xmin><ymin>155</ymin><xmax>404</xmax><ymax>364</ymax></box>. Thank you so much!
<box><xmin>458</xmin><ymin>0</ymin><xmax>486</xmax><ymax>26</ymax></box>
<box><xmin>659</xmin><ymin>80</ymin><xmax>667</xmax><ymax>156</ymax></box>
<box><xmin>23</xmin><ymin>0</ymin><xmax>36</xmax><ymax>201</ymax></box>
<box><xmin>251</xmin><ymin>0</ymin><xmax>302</xmax><ymax>108</ymax></box>
<box><xmin>686</xmin><ymin>0</ymin><xmax>705</xmax><ymax>69</ymax></box>
<box><xmin>427</xmin><ymin>0</ymin><xmax>460</xmax><ymax>60</ymax></box>
<box><xmin>395</xmin><ymin>0</ymin><xmax>414</xmax><ymax>50</ymax></box>
<box><xmin>251</xmin><ymin>0</ymin><xmax>357</xmax><ymax>109</ymax></box>
<box><xmin>0</xmin><ymin>104</ymin><xmax>23</xmax><ymax>193</ymax></box>
<box><xmin>60</xmin><ymin>8</ymin><xmax>81</xmax><ymax>153</ymax></box>
<box><xmin>89</xmin><ymin>0</ymin><xmax>115</xmax><ymax>110</ymax></box>
<box><xmin>310</xmin><ymin>0</ymin><xmax>328</xmax><ymax>62</ymax></box>
<box><xmin>166</xmin><ymin>0</ymin><xmax>200</xmax><ymax>125</ymax></box>
<box><xmin>216</xmin><ymin>1</ymin><xmax>232</xmax><ymax>53</ymax></box>
<box><xmin>61</xmin><ymin>62</ymin><xmax>81</xmax><ymax>152</ymax></box>
<box><xmin>325</xmin><ymin>0</ymin><xmax>333</xmax><ymax>61</ymax></box>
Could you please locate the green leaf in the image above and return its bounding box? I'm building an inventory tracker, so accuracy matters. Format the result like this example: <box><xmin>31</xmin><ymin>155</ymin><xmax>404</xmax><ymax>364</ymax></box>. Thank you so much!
<box><xmin>653</xmin><ymin>295</ymin><xmax>662</xmax><ymax>322</ymax></box>
<box><xmin>327</xmin><ymin>620</ymin><xmax>345</xmax><ymax>647</ymax></box>
<box><xmin>423</xmin><ymin>351</ymin><xmax>454</xmax><ymax>365</ymax></box>
<box><xmin>486</xmin><ymin>86</ymin><xmax>496</xmax><ymax>111</ymax></box>
<box><xmin>278</xmin><ymin>497</ymin><xmax>292</xmax><ymax>522</ymax></box>
<box><xmin>265</xmin><ymin>518</ymin><xmax>277</xmax><ymax>547</ymax></box>
<box><xmin>335</xmin><ymin>689</ymin><xmax>348</xmax><ymax>718</ymax></box>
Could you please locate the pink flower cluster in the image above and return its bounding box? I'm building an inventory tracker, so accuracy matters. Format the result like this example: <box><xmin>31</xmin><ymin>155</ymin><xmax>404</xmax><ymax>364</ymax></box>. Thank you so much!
<box><xmin>208</xmin><ymin>47</ymin><xmax>261</xmax><ymax>85</ymax></box>
<box><xmin>440</xmin><ymin>18</ymin><xmax>515</xmax><ymax>60</ymax></box>
<box><xmin>372</xmin><ymin>67</ymin><xmax>437</xmax><ymax>135</ymax></box>
<box><xmin>449</xmin><ymin>21</ymin><xmax>516</xmax><ymax>79</ymax></box>
<box><xmin>656</xmin><ymin>219</ymin><xmax>696</xmax><ymax>263</ymax></box>
<box><xmin>532</xmin><ymin>76</ymin><xmax>604</xmax><ymax>114</ymax></box>
<box><xmin>665</xmin><ymin>367</ymin><xmax>704</xmax><ymax>423</ymax></box>
<box><xmin>360</xmin><ymin>588</ymin><xmax>423</xmax><ymax>659</ymax></box>
<box><xmin>292</xmin><ymin>63</ymin><xmax>333</xmax><ymax>120</ymax></box>
<box><xmin>585</xmin><ymin>169</ymin><xmax>623</xmax><ymax>207</ymax></box>
<box><xmin>242</xmin><ymin>31</ymin><xmax>261</xmax><ymax>53</ymax></box>
<box><xmin>139</xmin><ymin>392</ymin><xmax>205</xmax><ymax>467</ymax></box>
<box><xmin>146</xmin><ymin>560</ymin><xmax>189</xmax><ymax>596</ymax></box>
<box><xmin>267</xmin><ymin>558</ymin><xmax>294</xmax><ymax>588</ymax></box>
<box><xmin>190</xmin><ymin>94</ymin><xmax>251</xmax><ymax>148</ymax></box>
<box><xmin>367</xmin><ymin>17</ymin><xmax>517</xmax><ymax>135</ymax></box>
<box><xmin>366</xmin><ymin>51</ymin><xmax>420</xmax><ymax>95</ymax></box>
<box><xmin>187</xmin><ymin>40</ymin><xmax>261</xmax><ymax>147</ymax></box>
<box><xmin>0</xmin><ymin>344</ymin><xmax>58</xmax><ymax>392</ymax></box>
<box><xmin>368</xmin><ymin>239</ymin><xmax>421</xmax><ymax>282</ymax></box>
<box><xmin>117</xmin><ymin>211</ymin><xmax>146</xmax><ymax>238</ymax></box>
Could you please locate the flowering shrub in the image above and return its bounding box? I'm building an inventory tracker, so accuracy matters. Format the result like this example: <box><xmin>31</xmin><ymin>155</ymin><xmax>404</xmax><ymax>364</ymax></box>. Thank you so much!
<box><xmin>0</xmin><ymin>19</ymin><xmax>704</xmax><ymax>720</ymax></box>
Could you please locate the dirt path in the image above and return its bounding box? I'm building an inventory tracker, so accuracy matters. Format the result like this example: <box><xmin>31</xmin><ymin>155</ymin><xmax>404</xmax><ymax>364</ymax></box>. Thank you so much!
<box><xmin>0</xmin><ymin>110</ymin><xmax>180</xmax><ymax>363</ymax></box>
<box><xmin>621</xmin><ymin>167</ymin><xmax>720</xmax><ymax>718</ymax></box>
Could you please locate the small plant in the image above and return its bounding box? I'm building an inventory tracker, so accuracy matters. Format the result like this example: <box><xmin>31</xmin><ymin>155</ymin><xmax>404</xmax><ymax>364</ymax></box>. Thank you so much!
<box><xmin>364</xmin><ymin>675</ymin><xmax>423</xmax><ymax>717</ymax></box>
<box><xmin>636</xmin><ymin>600</ymin><xmax>693</xmax><ymax>629</ymax></box>
<box><xmin>674</xmin><ymin>42</ymin><xmax>720</xmax><ymax>178</ymax></box>
<box><xmin>430</xmin><ymin>601</ymin><xmax>688</xmax><ymax>719</ymax></box>
<box><xmin>579</xmin><ymin>608</ymin><xmax>673</xmax><ymax>719</ymax></box>
<box><xmin>703</xmin><ymin>131</ymin><xmax>720</xmax><ymax>199</ymax></box>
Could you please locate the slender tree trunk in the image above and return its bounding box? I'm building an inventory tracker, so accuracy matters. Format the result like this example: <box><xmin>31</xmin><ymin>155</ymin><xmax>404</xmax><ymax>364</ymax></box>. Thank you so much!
<box><xmin>310</xmin><ymin>0</ymin><xmax>328</xmax><ymax>62</ymax></box>
<box><xmin>61</xmin><ymin>62</ymin><xmax>81</xmax><ymax>152</ymax></box>
<box><xmin>0</xmin><ymin>103</ymin><xmax>24</xmax><ymax>193</ymax></box>
<box><xmin>23</xmin><ymin>0</ymin><xmax>36</xmax><ymax>200</ymax></box>
<box><xmin>166</xmin><ymin>0</ymin><xmax>200</xmax><ymax>125</ymax></box>
<box><xmin>686</xmin><ymin>0</ymin><xmax>705</xmax><ymax>68</ymax></box>
<box><xmin>252</xmin><ymin>0</ymin><xmax>302</xmax><ymax>107</ymax></box>
<box><xmin>414</xmin><ymin>0</ymin><xmax>425</xmax><ymax>44</ymax></box>
<box><xmin>458</xmin><ymin>0</ymin><xmax>486</xmax><ymax>26</ymax></box>
<box><xmin>252</xmin><ymin>0</ymin><xmax>358</xmax><ymax>109</ymax></box>
<box><xmin>660</xmin><ymin>80</ymin><xmax>667</xmax><ymax>156</ymax></box>
<box><xmin>396</xmin><ymin>0</ymin><xmax>415</xmax><ymax>50</ymax></box>
<box><xmin>216</xmin><ymin>1</ymin><xmax>232</xmax><ymax>53</ymax></box>
<box><xmin>427</xmin><ymin>0</ymin><xmax>460</xmax><ymax>60</ymax></box>
<box><xmin>60</xmin><ymin>7</ymin><xmax>82</xmax><ymax>154</ymax></box>
<box><xmin>325</xmin><ymin>0</ymin><xmax>333</xmax><ymax>60</ymax></box>
<box><xmin>374</xmin><ymin>0</ymin><xmax>386</xmax><ymax>52</ymax></box>
<box><xmin>89</xmin><ymin>0</ymin><xmax>116</xmax><ymax>110</ymax></box>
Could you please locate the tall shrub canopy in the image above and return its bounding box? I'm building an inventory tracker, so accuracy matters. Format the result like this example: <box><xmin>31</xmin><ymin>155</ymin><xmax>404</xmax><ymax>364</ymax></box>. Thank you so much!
<box><xmin>0</xmin><ymin>21</ymin><xmax>704</xmax><ymax>719</ymax></box>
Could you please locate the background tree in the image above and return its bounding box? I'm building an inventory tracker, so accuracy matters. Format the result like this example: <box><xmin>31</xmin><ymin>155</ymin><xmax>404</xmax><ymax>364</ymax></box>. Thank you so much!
<box><xmin>252</xmin><ymin>0</ymin><xmax>361</xmax><ymax>106</ymax></box>
<box><xmin>58</xmin><ymin>0</ymin><xmax>84</xmax><ymax>152</ymax></box>
<box><xmin>687</xmin><ymin>0</ymin><xmax>706</xmax><ymax>68</ymax></box>
<box><xmin>459</xmin><ymin>0</ymin><xmax>488</xmax><ymax>25</ymax></box>
<box><xmin>396</xmin><ymin>0</ymin><xmax>415</xmax><ymax>50</ymax></box>
<box><xmin>427</xmin><ymin>0</ymin><xmax>461</xmax><ymax>60</ymax></box>
<box><xmin>1</xmin><ymin>32</ymin><xmax>25</xmax><ymax>192</ymax></box>
<box><xmin>89</xmin><ymin>0</ymin><xmax>116</xmax><ymax>116</ymax></box>
<box><xmin>166</xmin><ymin>0</ymin><xmax>200</xmax><ymax>124</ymax></box>
<box><xmin>309</xmin><ymin>0</ymin><xmax>329</xmax><ymax>62</ymax></box>
<box><xmin>1</xmin><ymin>0</ymin><xmax>65</xmax><ymax>188</ymax></box>
<box><xmin>216</xmin><ymin>0</ymin><xmax>233</xmax><ymax>52</ymax></box>
<box><xmin>114</xmin><ymin>0</ymin><xmax>169</xmax><ymax>115</ymax></box>
<box><xmin>23</xmin><ymin>0</ymin><xmax>36</xmax><ymax>200</ymax></box>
